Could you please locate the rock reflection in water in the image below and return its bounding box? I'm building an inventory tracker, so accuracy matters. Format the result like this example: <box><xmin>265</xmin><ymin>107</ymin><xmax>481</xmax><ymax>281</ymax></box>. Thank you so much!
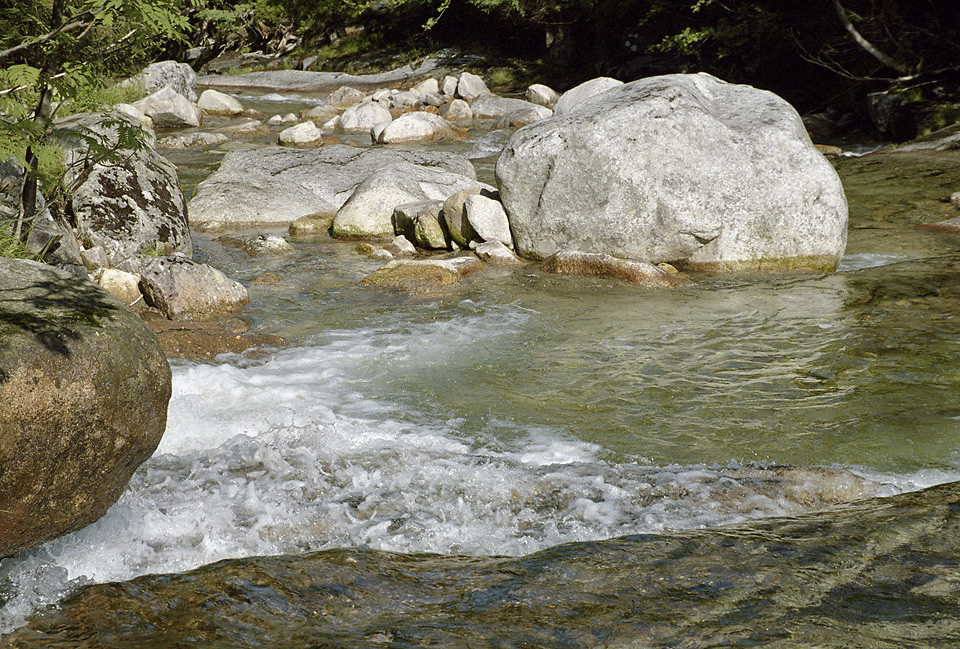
<box><xmin>8</xmin><ymin>481</ymin><xmax>960</xmax><ymax>648</ymax></box>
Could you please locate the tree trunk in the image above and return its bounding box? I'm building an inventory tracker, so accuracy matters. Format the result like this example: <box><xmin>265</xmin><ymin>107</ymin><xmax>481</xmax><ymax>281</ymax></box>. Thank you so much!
<box><xmin>17</xmin><ymin>0</ymin><xmax>65</xmax><ymax>242</ymax></box>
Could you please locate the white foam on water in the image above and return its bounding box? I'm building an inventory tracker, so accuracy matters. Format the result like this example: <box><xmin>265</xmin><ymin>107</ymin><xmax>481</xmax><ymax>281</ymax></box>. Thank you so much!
<box><xmin>2</xmin><ymin>303</ymin><xmax>957</xmax><ymax>633</ymax></box>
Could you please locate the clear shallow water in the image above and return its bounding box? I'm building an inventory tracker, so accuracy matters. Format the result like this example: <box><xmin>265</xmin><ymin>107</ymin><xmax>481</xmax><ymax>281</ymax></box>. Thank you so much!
<box><xmin>3</xmin><ymin>101</ymin><xmax>960</xmax><ymax>644</ymax></box>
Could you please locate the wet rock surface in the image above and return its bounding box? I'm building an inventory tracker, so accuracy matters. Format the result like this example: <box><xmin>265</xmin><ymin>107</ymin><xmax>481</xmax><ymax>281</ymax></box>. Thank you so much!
<box><xmin>9</xmin><ymin>481</ymin><xmax>960</xmax><ymax>647</ymax></box>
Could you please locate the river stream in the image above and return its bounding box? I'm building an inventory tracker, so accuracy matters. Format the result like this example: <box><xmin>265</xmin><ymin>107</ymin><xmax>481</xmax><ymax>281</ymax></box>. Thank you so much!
<box><xmin>2</xmin><ymin>91</ymin><xmax>960</xmax><ymax>647</ymax></box>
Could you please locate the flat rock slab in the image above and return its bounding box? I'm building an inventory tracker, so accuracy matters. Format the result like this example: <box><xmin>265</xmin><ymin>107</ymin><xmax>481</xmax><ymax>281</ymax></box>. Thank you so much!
<box><xmin>189</xmin><ymin>145</ymin><xmax>477</xmax><ymax>229</ymax></box>
<box><xmin>196</xmin><ymin>59</ymin><xmax>442</xmax><ymax>92</ymax></box>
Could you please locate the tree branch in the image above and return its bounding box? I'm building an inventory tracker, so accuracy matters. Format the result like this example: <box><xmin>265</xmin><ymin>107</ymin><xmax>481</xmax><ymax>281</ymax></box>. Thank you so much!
<box><xmin>0</xmin><ymin>13</ymin><xmax>94</xmax><ymax>61</ymax></box>
<box><xmin>831</xmin><ymin>0</ymin><xmax>910</xmax><ymax>75</ymax></box>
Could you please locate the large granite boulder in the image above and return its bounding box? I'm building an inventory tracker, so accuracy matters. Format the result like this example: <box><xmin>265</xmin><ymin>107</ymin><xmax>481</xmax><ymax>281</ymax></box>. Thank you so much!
<box><xmin>55</xmin><ymin>112</ymin><xmax>192</xmax><ymax>267</ymax></box>
<box><xmin>135</xmin><ymin>60</ymin><xmax>198</xmax><ymax>101</ymax></box>
<box><xmin>332</xmin><ymin>162</ymin><xmax>490</xmax><ymax>239</ymax></box>
<box><xmin>0</xmin><ymin>259</ymin><xmax>171</xmax><ymax>558</ymax></box>
<box><xmin>188</xmin><ymin>145</ymin><xmax>477</xmax><ymax>229</ymax></box>
<box><xmin>496</xmin><ymin>73</ymin><xmax>848</xmax><ymax>271</ymax></box>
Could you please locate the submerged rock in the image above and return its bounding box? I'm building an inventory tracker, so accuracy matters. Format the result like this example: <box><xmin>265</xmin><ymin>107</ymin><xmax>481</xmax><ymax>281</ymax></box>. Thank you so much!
<box><xmin>497</xmin><ymin>73</ymin><xmax>848</xmax><ymax>271</ymax></box>
<box><xmin>218</xmin><ymin>234</ymin><xmax>295</xmax><ymax>256</ymax></box>
<box><xmin>541</xmin><ymin>250</ymin><xmax>679</xmax><ymax>286</ymax></box>
<box><xmin>360</xmin><ymin>256</ymin><xmax>483</xmax><ymax>292</ymax></box>
<box><xmin>0</xmin><ymin>259</ymin><xmax>170</xmax><ymax>558</ymax></box>
<box><xmin>157</xmin><ymin>131</ymin><xmax>228</xmax><ymax>149</ymax></box>
<box><xmin>146</xmin><ymin>317</ymin><xmax>287</xmax><ymax>362</ymax></box>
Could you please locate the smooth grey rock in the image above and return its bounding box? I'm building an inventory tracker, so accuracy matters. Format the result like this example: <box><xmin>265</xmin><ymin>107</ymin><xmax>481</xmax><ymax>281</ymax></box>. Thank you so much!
<box><xmin>0</xmin><ymin>258</ymin><xmax>170</xmax><ymax>558</ymax></box>
<box><xmin>384</xmin><ymin>90</ymin><xmax>420</xmax><ymax>110</ymax></box>
<box><xmin>441</xmin><ymin>75</ymin><xmax>459</xmax><ymax>96</ymax></box>
<box><xmin>279</xmin><ymin>121</ymin><xmax>323</xmax><ymax>146</ymax></box>
<box><xmin>197</xmin><ymin>89</ymin><xmax>244</xmax><ymax>116</ymax></box>
<box><xmin>136</xmin><ymin>256</ymin><xmax>249</xmax><ymax>320</ymax></box>
<box><xmin>476</xmin><ymin>240</ymin><xmax>523</xmax><ymax>265</ymax></box>
<box><xmin>370</xmin><ymin>248</ymin><xmax>394</xmax><ymax>261</ymax></box>
<box><xmin>526</xmin><ymin>83</ymin><xmax>560</xmax><ymax>108</ymax></box>
<box><xmin>133</xmin><ymin>60</ymin><xmax>197</xmax><ymax>101</ymax></box>
<box><xmin>393</xmin><ymin>200</ymin><xmax>448</xmax><ymax>249</ymax></box>
<box><xmin>495</xmin><ymin>105</ymin><xmax>553</xmax><ymax>129</ymax></box>
<box><xmin>113</xmin><ymin>103</ymin><xmax>154</xmax><ymax>130</ymax></box>
<box><xmin>386</xmin><ymin>235</ymin><xmax>417</xmax><ymax>257</ymax></box>
<box><xmin>328</xmin><ymin>86</ymin><xmax>365</xmax><ymax>106</ymax></box>
<box><xmin>553</xmin><ymin>77</ymin><xmax>624</xmax><ymax>116</ymax></box>
<box><xmin>411</xmin><ymin>78</ymin><xmax>440</xmax><ymax>99</ymax></box>
<box><xmin>133</xmin><ymin>86</ymin><xmax>203</xmax><ymax>128</ymax></box>
<box><xmin>333</xmin><ymin>162</ymin><xmax>488</xmax><ymax>239</ymax></box>
<box><xmin>443</xmin><ymin>188</ymin><xmax>486</xmax><ymax>247</ymax></box>
<box><xmin>441</xmin><ymin>99</ymin><xmax>472</xmax><ymax>121</ymax></box>
<box><xmin>376</xmin><ymin>112</ymin><xmax>456</xmax><ymax>143</ymax></box>
<box><xmin>952</xmin><ymin>191</ymin><xmax>960</xmax><ymax>206</ymax></box>
<box><xmin>55</xmin><ymin>111</ymin><xmax>192</xmax><ymax>266</ymax></box>
<box><xmin>496</xmin><ymin>73</ymin><xmax>848</xmax><ymax>270</ymax></box>
<box><xmin>189</xmin><ymin>145</ymin><xmax>476</xmax><ymax>229</ymax></box>
<box><xmin>471</xmin><ymin>95</ymin><xmax>543</xmax><ymax>119</ymax></box>
<box><xmin>457</xmin><ymin>72</ymin><xmax>490</xmax><ymax>101</ymax></box>
<box><xmin>157</xmin><ymin>131</ymin><xmax>228</xmax><ymax>149</ymax></box>
<box><xmin>302</xmin><ymin>103</ymin><xmax>340</xmax><ymax>123</ymax></box>
<box><xmin>339</xmin><ymin>101</ymin><xmax>393</xmax><ymax>131</ymax></box>
<box><xmin>465</xmin><ymin>193</ymin><xmax>512</xmax><ymax>247</ymax></box>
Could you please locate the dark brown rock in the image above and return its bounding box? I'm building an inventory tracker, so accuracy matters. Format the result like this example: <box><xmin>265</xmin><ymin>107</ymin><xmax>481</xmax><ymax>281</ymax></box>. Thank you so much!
<box><xmin>0</xmin><ymin>259</ymin><xmax>171</xmax><ymax>558</ymax></box>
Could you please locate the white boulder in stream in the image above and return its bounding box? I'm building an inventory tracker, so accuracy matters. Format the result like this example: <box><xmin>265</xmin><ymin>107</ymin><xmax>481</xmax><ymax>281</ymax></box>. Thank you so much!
<box><xmin>375</xmin><ymin>112</ymin><xmax>457</xmax><ymax>144</ymax></box>
<box><xmin>197</xmin><ymin>89</ymin><xmax>244</xmax><ymax>116</ymax></box>
<box><xmin>497</xmin><ymin>73</ymin><xmax>848</xmax><ymax>270</ymax></box>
